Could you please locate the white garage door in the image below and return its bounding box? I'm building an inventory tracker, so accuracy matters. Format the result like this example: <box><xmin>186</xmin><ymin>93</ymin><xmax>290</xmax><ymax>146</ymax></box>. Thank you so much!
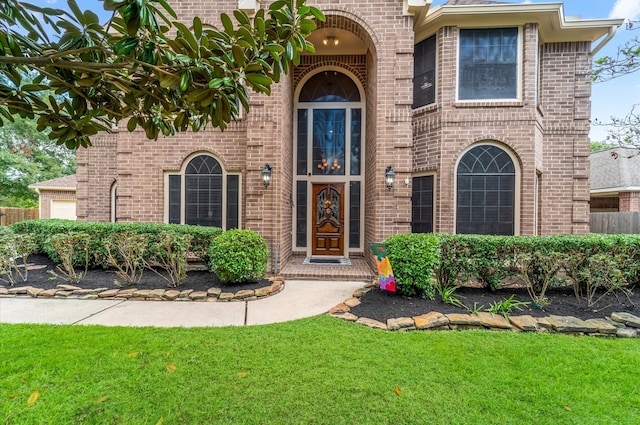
<box><xmin>50</xmin><ymin>200</ymin><xmax>77</xmax><ymax>220</ymax></box>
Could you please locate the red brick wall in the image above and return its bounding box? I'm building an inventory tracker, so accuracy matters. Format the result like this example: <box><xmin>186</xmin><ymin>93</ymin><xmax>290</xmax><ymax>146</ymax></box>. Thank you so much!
<box><xmin>618</xmin><ymin>192</ymin><xmax>640</xmax><ymax>212</ymax></box>
<box><xmin>77</xmin><ymin>1</ymin><xmax>595</xmax><ymax>267</ymax></box>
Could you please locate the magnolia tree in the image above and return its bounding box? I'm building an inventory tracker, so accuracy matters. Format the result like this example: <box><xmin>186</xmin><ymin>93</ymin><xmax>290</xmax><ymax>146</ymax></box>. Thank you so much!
<box><xmin>0</xmin><ymin>0</ymin><xmax>324</xmax><ymax>149</ymax></box>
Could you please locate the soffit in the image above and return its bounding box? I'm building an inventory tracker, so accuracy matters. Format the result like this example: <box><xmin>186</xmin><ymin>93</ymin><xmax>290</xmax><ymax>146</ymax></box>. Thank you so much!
<box><xmin>415</xmin><ymin>3</ymin><xmax>623</xmax><ymax>44</ymax></box>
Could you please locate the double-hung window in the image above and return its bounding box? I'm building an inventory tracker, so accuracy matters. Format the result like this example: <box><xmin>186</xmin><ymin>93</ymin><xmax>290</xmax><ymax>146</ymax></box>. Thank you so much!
<box><xmin>458</xmin><ymin>28</ymin><xmax>519</xmax><ymax>101</ymax></box>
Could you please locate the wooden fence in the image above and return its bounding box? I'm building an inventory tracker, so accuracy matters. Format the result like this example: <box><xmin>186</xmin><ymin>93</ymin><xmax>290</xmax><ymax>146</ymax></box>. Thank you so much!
<box><xmin>0</xmin><ymin>207</ymin><xmax>39</xmax><ymax>226</ymax></box>
<box><xmin>590</xmin><ymin>212</ymin><xmax>640</xmax><ymax>234</ymax></box>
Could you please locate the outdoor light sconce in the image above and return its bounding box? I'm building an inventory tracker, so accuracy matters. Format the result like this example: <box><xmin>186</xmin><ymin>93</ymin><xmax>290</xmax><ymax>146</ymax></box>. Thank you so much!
<box><xmin>385</xmin><ymin>165</ymin><xmax>396</xmax><ymax>190</ymax></box>
<box><xmin>322</xmin><ymin>35</ymin><xmax>339</xmax><ymax>46</ymax></box>
<box><xmin>262</xmin><ymin>163</ymin><xmax>272</xmax><ymax>188</ymax></box>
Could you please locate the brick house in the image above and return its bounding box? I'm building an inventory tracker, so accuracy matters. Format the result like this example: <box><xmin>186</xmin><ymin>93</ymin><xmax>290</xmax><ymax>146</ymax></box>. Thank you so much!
<box><xmin>590</xmin><ymin>148</ymin><xmax>640</xmax><ymax>212</ymax></box>
<box><xmin>76</xmin><ymin>0</ymin><xmax>622</xmax><ymax>278</ymax></box>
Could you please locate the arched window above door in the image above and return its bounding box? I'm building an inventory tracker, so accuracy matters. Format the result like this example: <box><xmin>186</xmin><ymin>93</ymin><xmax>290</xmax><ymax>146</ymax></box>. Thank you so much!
<box><xmin>299</xmin><ymin>71</ymin><xmax>361</xmax><ymax>102</ymax></box>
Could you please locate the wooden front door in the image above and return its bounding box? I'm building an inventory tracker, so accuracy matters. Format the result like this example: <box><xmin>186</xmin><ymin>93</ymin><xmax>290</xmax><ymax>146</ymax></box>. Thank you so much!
<box><xmin>312</xmin><ymin>183</ymin><xmax>344</xmax><ymax>256</ymax></box>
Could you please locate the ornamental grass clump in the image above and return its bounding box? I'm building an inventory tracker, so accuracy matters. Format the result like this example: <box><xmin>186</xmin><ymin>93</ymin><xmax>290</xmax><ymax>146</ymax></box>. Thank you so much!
<box><xmin>208</xmin><ymin>229</ymin><xmax>268</xmax><ymax>284</ymax></box>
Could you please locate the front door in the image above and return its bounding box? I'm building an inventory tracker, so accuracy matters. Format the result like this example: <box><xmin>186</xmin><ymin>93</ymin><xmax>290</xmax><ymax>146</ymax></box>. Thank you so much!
<box><xmin>312</xmin><ymin>183</ymin><xmax>344</xmax><ymax>256</ymax></box>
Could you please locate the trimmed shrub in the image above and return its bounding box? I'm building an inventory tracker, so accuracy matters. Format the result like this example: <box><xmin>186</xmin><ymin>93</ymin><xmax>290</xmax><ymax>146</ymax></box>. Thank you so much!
<box><xmin>208</xmin><ymin>229</ymin><xmax>268</xmax><ymax>284</ymax></box>
<box><xmin>11</xmin><ymin>219</ymin><xmax>222</xmax><ymax>266</ymax></box>
<box><xmin>383</xmin><ymin>233</ymin><xmax>440</xmax><ymax>298</ymax></box>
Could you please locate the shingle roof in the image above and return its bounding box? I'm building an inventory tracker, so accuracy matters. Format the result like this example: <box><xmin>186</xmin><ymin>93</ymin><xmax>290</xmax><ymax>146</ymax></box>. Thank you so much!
<box><xmin>590</xmin><ymin>148</ymin><xmax>640</xmax><ymax>191</ymax></box>
<box><xmin>29</xmin><ymin>174</ymin><xmax>77</xmax><ymax>190</ymax></box>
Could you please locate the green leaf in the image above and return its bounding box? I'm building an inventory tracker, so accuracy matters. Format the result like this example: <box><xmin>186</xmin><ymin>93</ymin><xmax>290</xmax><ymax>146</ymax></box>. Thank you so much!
<box><xmin>220</xmin><ymin>13</ymin><xmax>234</xmax><ymax>35</ymax></box>
<box><xmin>127</xmin><ymin>117</ymin><xmax>138</xmax><ymax>132</ymax></box>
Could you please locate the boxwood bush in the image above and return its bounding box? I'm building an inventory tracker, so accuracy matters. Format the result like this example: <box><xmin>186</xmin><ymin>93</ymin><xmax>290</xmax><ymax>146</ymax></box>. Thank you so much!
<box><xmin>383</xmin><ymin>232</ymin><xmax>640</xmax><ymax>306</ymax></box>
<box><xmin>208</xmin><ymin>229</ymin><xmax>269</xmax><ymax>284</ymax></box>
<box><xmin>383</xmin><ymin>233</ymin><xmax>440</xmax><ymax>297</ymax></box>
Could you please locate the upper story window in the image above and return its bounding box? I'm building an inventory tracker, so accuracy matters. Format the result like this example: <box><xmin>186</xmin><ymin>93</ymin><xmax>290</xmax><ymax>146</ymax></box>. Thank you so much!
<box><xmin>413</xmin><ymin>35</ymin><xmax>436</xmax><ymax>108</ymax></box>
<box><xmin>458</xmin><ymin>28</ymin><xmax>518</xmax><ymax>101</ymax></box>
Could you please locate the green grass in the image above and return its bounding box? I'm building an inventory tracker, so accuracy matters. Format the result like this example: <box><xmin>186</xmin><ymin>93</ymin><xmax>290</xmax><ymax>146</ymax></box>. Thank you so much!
<box><xmin>1</xmin><ymin>317</ymin><xmax>639</xmax><ymax>424</ymax></box>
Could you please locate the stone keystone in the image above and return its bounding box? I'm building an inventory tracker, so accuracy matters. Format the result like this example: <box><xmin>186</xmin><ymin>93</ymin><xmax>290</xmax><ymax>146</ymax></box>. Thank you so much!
<box><xmin>413</xmin><ymin>312</ymin><xmax>450</xmax><ymax>330</ymax></box>
<box><xmin>546</xmin><ymin>315</ymin><xmax>598</xmax><ymax>333</ymax></box>
<box><xmin>610</xmin><ymin>312</ymin><xmax>640</xmax><ymax>328</ymax></box>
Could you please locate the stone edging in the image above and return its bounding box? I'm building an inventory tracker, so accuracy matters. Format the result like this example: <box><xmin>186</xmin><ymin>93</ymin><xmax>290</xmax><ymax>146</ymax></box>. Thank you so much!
<box><xmin>0</xmin><ymin>277</ymin><xmax>284</xmax><ymax>302</ymax></box>
<box><xmin>329</xmin><ymin>283</ymin><xmax>640</xmax><ymax>339</ymax></box>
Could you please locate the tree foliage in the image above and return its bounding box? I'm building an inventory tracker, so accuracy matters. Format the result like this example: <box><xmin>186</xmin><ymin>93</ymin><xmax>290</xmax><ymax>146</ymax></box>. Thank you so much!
<box><xmin>592</xmin><ymin>23</ymin><xmax>639</xmax><ymax>147</ymax></box>
<box><xmin>0</xmin><ymin>116</ymin><xmax>76</xmax><ymax>207</ymax></box>
<box><xmin>0</xmin><ymin>0</ymin><xmax>324</xmax><ymax>149</ymax></box>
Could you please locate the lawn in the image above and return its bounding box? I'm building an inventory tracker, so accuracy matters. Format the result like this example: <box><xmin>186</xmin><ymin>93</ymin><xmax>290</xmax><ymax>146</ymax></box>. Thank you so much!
<box><xmin>1</xmin><ymin>316</ymin><xmax>639</xmax><ymax>424</ymax></box>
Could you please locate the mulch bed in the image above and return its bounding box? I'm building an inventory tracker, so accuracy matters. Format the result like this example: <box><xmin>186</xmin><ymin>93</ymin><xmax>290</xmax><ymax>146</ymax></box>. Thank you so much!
<box><xmin>12</xmin><ymin>254</ymin><xmax>271</xmax><ymax>293</ymax></box>
<box><xmin>351</xmin><ymin>284</ymin><xmax>640</xmax><ymax>323</ymax></box>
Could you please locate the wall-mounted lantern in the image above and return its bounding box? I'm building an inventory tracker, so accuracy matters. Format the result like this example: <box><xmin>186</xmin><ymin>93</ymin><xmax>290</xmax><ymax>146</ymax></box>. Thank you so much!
<box><xmin>385</xmin><ymin>165</ymin><xmax>396</xmax><ymax>190</ymax></box>
<box><xmin>262</xmin><ymin>163</ymin><xmax>272</xmax><ymax>188</ymax></box>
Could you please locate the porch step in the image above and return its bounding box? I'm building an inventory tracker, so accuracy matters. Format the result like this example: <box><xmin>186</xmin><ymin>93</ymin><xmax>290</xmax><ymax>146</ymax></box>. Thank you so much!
<box><xmin>279</xmin><ymin>256</ymin><xmax>376</xmax><ymax>282</ymax></box>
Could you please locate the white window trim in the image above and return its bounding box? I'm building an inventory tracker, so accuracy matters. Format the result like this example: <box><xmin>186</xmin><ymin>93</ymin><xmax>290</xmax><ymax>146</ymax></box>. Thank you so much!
<box><xmin>163</xmin><ymin>152</ymin><xmax>242</xmax><ymax>230</ymax></box>
<box><xmin>455</xmin><ymin>26</ymin><xmax>523</xmax><ymax>103</ymax></box>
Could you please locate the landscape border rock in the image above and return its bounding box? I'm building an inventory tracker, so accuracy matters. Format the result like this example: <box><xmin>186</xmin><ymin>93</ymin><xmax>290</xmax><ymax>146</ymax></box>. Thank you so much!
<box><xmin>0</xmin><ymin>277</ymin><xmax>284</xmax><ymax>302</ymax></box>
<box><xmin>330</xmin><ymin>281</ymin><xmax>640</xmax><ymax>339</ymax></box>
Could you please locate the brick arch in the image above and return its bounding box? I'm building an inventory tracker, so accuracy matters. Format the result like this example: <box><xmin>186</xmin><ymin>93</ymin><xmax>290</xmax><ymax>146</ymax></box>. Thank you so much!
<box><xmin>314</xmin><ymin>9</ymin><xmax>379</xmax><ymax>59</ymax></box>
<box><xmin>294</xmin><ymin>61</ymin><xmax>366</xmax><ymax>89</ymax></box>
<box><xmin>166</xmin><ymin>148</ymin><xmax>231</xmax><ymax>172</ymax></box>
<box><xmin>294</xmin><ymin>10</ymin><xmax>379</xmax><ymax>91</ymax></box>
<box><xmin>455</xmin><ymin>137</ymin><xmax>524</xmax><ymax>170</ymax></box>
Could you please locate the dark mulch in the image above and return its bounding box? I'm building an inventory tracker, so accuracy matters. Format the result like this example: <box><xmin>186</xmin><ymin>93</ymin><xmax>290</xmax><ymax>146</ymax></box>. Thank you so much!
<box><xmin>351</xmin><ymin>284</ymin><xmax>640</xmax><ymax>323</ymax></box>
<box><xmin>12</xmin><ymin>255</ymin><xmax>271</xmax><ymax>293</ymax></box>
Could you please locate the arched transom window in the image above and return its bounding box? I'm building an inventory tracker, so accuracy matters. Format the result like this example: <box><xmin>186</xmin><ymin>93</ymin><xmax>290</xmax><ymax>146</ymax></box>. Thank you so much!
<box><xmin>456</xmin><ymin>144</ymin><xmax>515</xmax><ymax>235</ymax></box>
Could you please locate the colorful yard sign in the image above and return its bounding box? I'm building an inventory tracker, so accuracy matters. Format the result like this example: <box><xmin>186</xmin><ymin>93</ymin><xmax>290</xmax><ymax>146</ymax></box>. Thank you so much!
<box><xmin>369</xmin><ymin>242</ymin><xmax>396</xmax><ymax>292</ymax></box>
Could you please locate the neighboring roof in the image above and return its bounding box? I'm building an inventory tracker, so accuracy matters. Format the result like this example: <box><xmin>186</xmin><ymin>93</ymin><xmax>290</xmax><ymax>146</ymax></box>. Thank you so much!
<box><xmin>415</xmin><ymin>2</ymin><xmax>623</xmax><ymax>53</ymax></box>
<box><xmin>29</xmin><ymin>174</ymin><xmax>77</xmax><ymax>191</ymax></box>
<box><xmin>590</xmin><ymin>148</ymin><xmax>640</xmax><ymax>193</ymax></box>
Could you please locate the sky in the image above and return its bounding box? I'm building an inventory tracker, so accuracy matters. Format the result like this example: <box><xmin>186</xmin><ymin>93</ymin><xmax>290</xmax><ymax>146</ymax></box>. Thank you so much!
<box><xmin>34</xmin><ymin>0</ymin><xmax>640</xmax><ymax>142</ymax></box>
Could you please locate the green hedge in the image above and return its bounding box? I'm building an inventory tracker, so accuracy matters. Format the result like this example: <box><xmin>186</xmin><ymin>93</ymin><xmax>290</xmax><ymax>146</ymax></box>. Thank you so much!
<box><xmin>383</xmin><ymin>233</ymin><xmax>440</xmax><ymax>297</ymax></box>
<box><xmin>11</xmin><ymin>219</ymin><xmax>223</xmax><ymax>267</ymax></box>
<box><xmin>208</xmin><ymin>229</ymin><xmax>269</xmax><ymax>284</ymax></box>
<box><xmin>382</xmin><ymin>233</ymin><xmax>640</xmax><ymax>300</ymax></box>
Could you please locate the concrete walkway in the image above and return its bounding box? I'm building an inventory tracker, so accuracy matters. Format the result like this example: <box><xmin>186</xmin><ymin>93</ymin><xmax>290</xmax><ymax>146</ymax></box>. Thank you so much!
<box><xmin>0</xmin><ymin>280</ymin><xmax>364</xmax><ymax>328</ymax></box>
